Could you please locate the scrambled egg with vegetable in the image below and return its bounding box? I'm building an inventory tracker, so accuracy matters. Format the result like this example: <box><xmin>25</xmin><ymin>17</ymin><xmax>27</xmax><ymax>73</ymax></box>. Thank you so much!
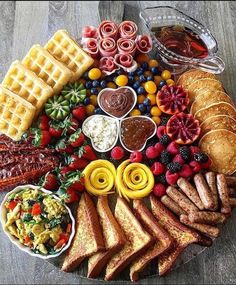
<box><xmin>4</xmin><ymin>188</ymin><xmax>72</xmax><ymax>255</ymax></box>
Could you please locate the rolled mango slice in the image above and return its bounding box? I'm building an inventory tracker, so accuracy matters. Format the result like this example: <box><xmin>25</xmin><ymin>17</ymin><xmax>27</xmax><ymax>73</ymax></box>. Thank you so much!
<box><xmin>83</xmin><ymin>160</ymin><xmax>116</xmax><ymax>195</ymax></box>
<box><xmin>116</xmin><ymin>159</ymin><xmax>154</xmax><ymax>201</ymax></box>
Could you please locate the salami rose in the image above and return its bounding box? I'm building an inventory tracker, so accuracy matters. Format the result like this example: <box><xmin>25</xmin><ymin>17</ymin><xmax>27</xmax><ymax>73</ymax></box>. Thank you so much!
<box><xmin>99</xmin><ymin>37</ymin><xmax>117</xmax><ymax>57</ymax></box>
<box><xmin>118</xmin><ymin>21</ymin><xmax>138</xmax><ymax>40</ymax></box>
<box><xmin>98</xmin><ymin>20</ymin><xmax>118</xmax><ymax>39</ymax></box>
<box><xmin>135</xmin><ymin>34</ymin><xmax>153</xmax><ymax>54</ymax></box>
<box><xmin>117</xmin><ymin>38</ymin><xmax>136</xmax><ymax>56</ymax></box>
<box><xmin>99</xmin><ymin>57</ymin><xmax>118</xmax><ymax>75</ymax></box>
<box><xmin>114</xmin><ymin>54</ymin><xmax>138</xmax><ymax>73</ymax></box>
<box><xmin>82</xmin><ymin>25</ymin><xmax>98</xmax><ymax>38</ymax></box>
<box><xmin>82</xmin><ymin>38</ymin><xmax>99</xmax><ymax>59</ymax></box>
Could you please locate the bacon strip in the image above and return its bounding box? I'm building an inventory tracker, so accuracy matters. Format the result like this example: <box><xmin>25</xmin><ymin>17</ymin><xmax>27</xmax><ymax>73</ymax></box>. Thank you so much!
<box><xmin>118</xmin><ymin>21</ymin><xmax>138</xmax><ymax>40</ymax></box>
<box><xmin>135</xmin><ymin>35</ymin><xmax>152</xmax><ymax>54</ymax></box>
<box><xmin>98</xmin><ymin>20</ymin><xmax>118</xmax><ymax>39</ymax></box>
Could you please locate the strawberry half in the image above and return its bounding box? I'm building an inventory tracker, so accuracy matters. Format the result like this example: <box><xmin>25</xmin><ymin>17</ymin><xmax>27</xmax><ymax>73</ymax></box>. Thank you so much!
<box><xmin>68</xmin><ymin>129</ymin><xmax>85</xmax><ymax>148</ymax></box>
<box><xmin>42</xmin><ymin>172</ymin><xmax>59</xmax><ymax>191</ymax></box>
<box><xmin>80</xmin><ymin>145</ymin><xmax>97</xmax><ymax>160</ymax></box>
<box><xmin>32</xmin><ymin>129</ymin><xmax>52</xmax><ymax>147</ymax></box>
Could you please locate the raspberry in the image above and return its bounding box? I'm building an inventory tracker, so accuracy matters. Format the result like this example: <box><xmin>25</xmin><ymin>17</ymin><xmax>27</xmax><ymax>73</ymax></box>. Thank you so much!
<box><xmin>179</xmin><ymin>146</ymin><xmax>191</xmax><ymax>161</ymax></box>
<box><xmin>190</xmin><ymin>146</ymin><xmax>201</xmax><ymax>157</ymax></box>
<box><xmin>153</xmin><ymin>183</ymin><xmax>166</xmax><ymax>197</ymax></box>
<box><xmin>167</xmin><ymin>141</ymin><xmax>179</xmax><ymax>155</ymax></box>
<box><xmin>194</xmin><ymin>152</ymin><xmax>209</xmax><ymax>163</ymax></box>
<box><xmin>111</xmin><ymin>146</ymin><xmax>125</xmax><ymax>160</ymax></box>
<box><xmin>160</xmin><ymin>150</ymin><xmax>172</xmax><ymax>165</ymax></box>
<box><xmin>166</xmin><ymin>170</ymin><xmax>179</xmax><ymax>185</ymax></box>
<box><xmin>200</xmin><ymin>158</ymin><xmax>212</xmax><ymax>169</ymax></box>
<box><xmin>146</xmin><ymin>146</ymin><xmax>159</xmax><ymax>159</ymax></box>
<box><xmin>156</xmin><ymin>126</ymin><xmax>166</xmax><ymax>138</ymax></box>
<box><xmin>154</xmin><ymin>142</ymin><xmax>165</xmax><ymax>153</ymax></box>
<box><xmin>172</xmin><ymin>154</ymin><xmax>185</xmax><ymax>165</ymax></box>
<box><xmin>179</xmin><ymin>164</ymin><xmax>193</xmax><ymax>178</ymax></box>
<box><xmin>151</xmin><ymin>162</ymin><xmax>165</xmax><ymax>175</ymax></box>
<box><xmin>167</xmin><ymin>162</ymin><xmax>182</xmax><ymax>173</ymax></box>
<box><xmin>189</xmin><ymin>161</ymin><xmax>202</xmax><ymax>173</ymax></box>
<box><xmin>159</xmin><ymin>134</ymin><xmax>171</xmax><ymax>146</ymax></box>
<box><xmin>130</xmin><ymin>151</ymin><xmax>143</xmax><ymax>163</ymax></box>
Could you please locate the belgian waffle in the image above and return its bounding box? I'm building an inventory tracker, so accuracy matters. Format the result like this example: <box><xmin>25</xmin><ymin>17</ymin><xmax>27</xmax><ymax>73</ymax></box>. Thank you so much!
<box><xmin>44</xmin><ymin>30</ymin><xmax>94</xmax><ymax>82</ymax></box>
<box><xmin>0</xmin><ymin>85</ymin><xmax>36</xmax><ymax>141</ymax></box>
<box><xmin>2</xmin><ymin>61</ymin><xmax>53</xmax><ymax>115</ymax></box>
<box><xmin>22</xmin><ymin>44</ymin><xmax>73</xmax><ymax>94</ymax></box>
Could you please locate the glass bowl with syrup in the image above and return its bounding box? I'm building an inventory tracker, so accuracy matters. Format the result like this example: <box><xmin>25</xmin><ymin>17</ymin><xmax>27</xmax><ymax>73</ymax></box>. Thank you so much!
<box><xmin>140</xmin><ymin>6</ymin><xmax>225</xmax><ymax>74</ymax></box>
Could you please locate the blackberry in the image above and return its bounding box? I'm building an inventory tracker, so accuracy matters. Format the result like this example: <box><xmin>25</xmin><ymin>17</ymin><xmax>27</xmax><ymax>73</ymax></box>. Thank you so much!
<box><xmin>179</xmin><ymin>146</ymin><xmax>191</xmax><ymax>161</ymax></box>
<box><xmin>156</xmin><ymin>174</ymin><xmax>167</xmax><ymax>185</ymax></box>
<box><xmin>167</xmin><ymin>162</ymin><xmax>182</xmax><ymax>173</ymax></box>
<box><xmin>160</xmin><ymin>116</ymin><xmax>170</xmax><ymax>126</ymax></box>
<box><xmin>160</xmin><ymin>150</ymin><xmax>172</xmax><ymax>165</ymax></box>
<box><xmin>194</xmin><ymin>152</ymin><xmax>209</xmax><ymax>163</ymax></box>
<box><xmin>159</xmin><ymin>134</ymin><xmax>171</xmax><ymax>146</ymax></box>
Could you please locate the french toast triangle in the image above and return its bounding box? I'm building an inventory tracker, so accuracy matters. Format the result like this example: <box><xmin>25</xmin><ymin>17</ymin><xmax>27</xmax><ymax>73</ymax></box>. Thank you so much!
<box><xmin>130</xmin><ymin>199</ymin><xmax>173</xmax><ymax>282</ymax></box>
<box><xmin>150</xmin><ymin>195</ymin><xmax>200</xmax><ymax>276</ymax></box>
<box><xmin>104</xmin><ymin>197</ymin><xmax>153</xmax><ymax>281</ymax></box>
<box><xmin>61</xmin><ymin>193</ymin><xmax>105</xmax><ymax>272</ymax></box>
<box><xmin>87</xmin><ymin>196</ymin><xmax>126</xmax><ymax>278</ymax></box>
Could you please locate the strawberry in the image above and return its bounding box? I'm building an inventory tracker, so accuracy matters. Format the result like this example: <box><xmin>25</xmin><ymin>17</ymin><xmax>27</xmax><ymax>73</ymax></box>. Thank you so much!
<box><xmin>72</xmin><ymin>105</ymin><xmax>87</xmax><ymax>121</ymax></box>
<box><xmin>64</xmin><ymin>189</ymin><xmax>79</xmax><ymax>204</ymax></box>
<box><xmin>80</xmin><ymin>145</ymin><xmax>97</xmax><ymax>160</ymax></box>
<box><xmin>55</xmin><ymin>138</ymin><xmax>73</xmax><ymax>154</ymax></box>
<box><xmin>151</xmin><ymin>162</ymin><xmax>165</xmax><ymax>175</ymax></box>
<box><xmin>33</xmin><ymin>129</ymin><xmax>51</xmax><ymax>147</ymax></box>
<box><xmin>153</xmin><ymin>183</ymin><xmax>166</xmax><ymax>197</ymax></box>
<box><xmin>166</xmin><ymin>170</ymin><xmax>179</xmax><ymax>185</ymax></box>
<box><xmin>130</xmin><ymin>151</ymin><xmax>143</xmax><ymax>163</ymax></box>
<box><xmin>59</xmin><ymin>166</ymin><xmax>73</xmax><ymax>178</ymax></box>
<box><xmin>146</xmin><ymin>146</ymin><xmax>159</xmax><ymax>159</ymax></box>
<box><xmin>167</xmin><ymin>141</ymin><xmax>179</xmax><ymax>155</ymax></box>
<box><xmin>111</xmin><ymin>146</ymin><xmax>125</xmax><ymax>160</ymax></box>
<box><xmin>42</xmin><ymin>172</ymin><xmax>59</xmax><ymax>191</ymax></box>
<box><xmin>64</xmin><ymin>171</ymin><xmax>85</xmax><ymax>192</ymax></box>
<box><xmin>179</xmin><ymin>164</ymin><xmax>193</xmax><ymax>178</ymax></box>
<box><xmin>68</xmin><ymin>129</ymin><xmax>85</xmax><ymax>148</ymax></box>
<box><xmin>68</xmin><ymin>154</ymin><xmax>89</xmax><ymax>170</ymax></box>
<box><xmin>154</xmin><ymin>142</ymin><xmax>165</xmax><ymax>153</ymax></box>
<box><xmin>172</xmin><ymin>154</ymin><xmax>185</xmax><ymax>165</ymax></box>
<box><xmin>49</xmin><ymin>121</ymin><xmax>64</xmax><ymax>138</ymax></box>
<box><xmin>63</xmin><ymin>116</ymin><xmax>80</xmax><ymax>135</ymax></box>
<box><xmin>189</xmin><ymin>161</ymin><xmax>202</xmax><ymax>173</ymax></box>
<box><xmin>38</xmin><ymin>114</ymin><xmax>50</xmax><ymax>130</ymax></box>
<box><xmin>156</xmin><ymin>126</ymin><xmax>166</xmax><ymax>138</ymax></box>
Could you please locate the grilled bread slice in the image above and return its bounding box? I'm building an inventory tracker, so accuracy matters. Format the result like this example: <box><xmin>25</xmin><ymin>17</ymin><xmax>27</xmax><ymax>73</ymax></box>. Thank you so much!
<box><xmin>87</xmin><ymin>196</ymin><xmax>126</xmax><ymax>278</ymax></box>
<box><xmin>62</xmin><ymin>193</ymin><xmax>105</xmax><ymax>272</ymax></box>
<box><xmin>105</xmin><ymin>197</ymin><xmax>153</xmax><ymax>281</ymax></box>
<box><xmin>130</xmin><ymin>200</ymin><xmax>173</xmax><ymax>281</ymax></box>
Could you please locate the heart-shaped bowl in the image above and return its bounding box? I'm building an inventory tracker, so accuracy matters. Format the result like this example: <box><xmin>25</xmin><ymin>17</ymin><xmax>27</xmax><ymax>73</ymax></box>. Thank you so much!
<box><xmin>97</xmin><ymin>86</ymin><xmax>137</xmax><ymax>120</ymax></box>
<box><xmin>82</xmin><ymin>114</ymin><xmax>119</xmax><ymax>153</ymax></box>
<box><xmin>119</xmin><ymin>116</ymin><xmax>157</xmax><ymax>152</ymax></box>
<box><xmin>0</xmin><ymin>185</ymin><xmax>75</xmax><ymax>260</ymax></box>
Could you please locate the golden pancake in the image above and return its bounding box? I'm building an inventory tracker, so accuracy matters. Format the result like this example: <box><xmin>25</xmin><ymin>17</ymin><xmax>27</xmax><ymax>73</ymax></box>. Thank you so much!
<box><xmin>200</xmin><ymin>115</ymin><xmax>236</xmax><ymax>137</ymax></box>
<box><xmin>177</xmin><ymin>69</ymin><xmax>216</xmax><ymax>90</ymax></box>
<box><xmin>194</xmin><ymin>102</ymin><xmax>236</xmax><ymax>123</ymax></box>
<box><xmin>190</xmin><ymin>90</ymin><xmax>233</xmax><ymax>115</ymax></box>
<box><xmin>187</xmin><ymin>78</ymin><xmax>224</xmax><ymax>103</ymax></box>
<box><xmin>199</xmin><ymin>129</ymin><xmax>236</xmax><ymax>175</ymax></box>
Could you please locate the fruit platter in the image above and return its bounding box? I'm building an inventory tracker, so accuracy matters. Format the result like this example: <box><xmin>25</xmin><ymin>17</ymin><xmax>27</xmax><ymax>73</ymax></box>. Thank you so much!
<box><xmin>1</xmin><ymin>5</ymin><xmax>236</xmax><ymax>282</ymax></box>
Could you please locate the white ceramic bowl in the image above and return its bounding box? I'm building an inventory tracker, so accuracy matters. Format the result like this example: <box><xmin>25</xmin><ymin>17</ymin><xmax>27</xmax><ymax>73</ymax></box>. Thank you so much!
<box><xmin>0</xmin><ymin>185</ymin><xmax>75</xmax><ymax>260</ymax></box>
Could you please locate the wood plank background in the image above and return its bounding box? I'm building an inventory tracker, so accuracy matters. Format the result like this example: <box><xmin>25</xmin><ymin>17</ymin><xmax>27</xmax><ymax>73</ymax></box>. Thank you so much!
<box><xmin>0</xmin><ymin>1</ymin><xmax>236</xmax><ymax>284</ymax></box>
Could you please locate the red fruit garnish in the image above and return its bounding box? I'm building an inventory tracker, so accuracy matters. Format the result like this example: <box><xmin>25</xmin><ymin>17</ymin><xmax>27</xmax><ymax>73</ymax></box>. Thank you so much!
<box><xmin>153</xmin><ymin>183</ymin><xmax>166</xmax><ymax>197</ymax></box>
<box><xmin>151</xmin><ymin>162</ymin><xmax>165</xmax><ymax>175</ymax></box>
<box><xmin>189</xmin><ymin>161</ymin><xmax>202</xmax><ymax>173</ymax></box>
<box><xmin>65</xmin><ymin>117</ymin><xmax>80</xmax><ymax>135</ymax></box>
<box><xmin>190</xmin><ymin>146</ymin><xmax>201</xmax><ymax>157</ymax></box>
<box><xmin>68</xmin><ymin>154</ymin><xmax>89</xmax><ymax>170</ymax></box>
<box><xmin>60</xmin><ymin>166</ymin><xmax>73</xmax><ymax>178</ymax></box>
<box><xmin>55</xmin><ymin>139</ymin><xmax>73</xmax><ymax>154</ymax></box>
<box><xmin>38</xmin><ymin>114</ymin><xmax>50</xmax><ymax>130</ymax></box>
<box><xmin>80</xmin><ymin>145</ymin><xmax>97</xmax><ymax>161</ymax></box>
<box><xmin>68</xmin><ymin>129</ymin><xmax>85</xmax><ymax>148</ymax></box>
<box><xmin>65</xmin><ymin>189</ymin><xmax>79</xmax><ymax>204</ymax></box>
<box><xmin>200</xmin><ymin>158</ymin><xmax>212</xmax><ymax>169</ymax></box>
<box><xmin>166</xmin><ymin>113</ymin><xmax>200</xmax><ymax>144</ymax></box>
<box><xmin>172</xmin><ymin>154</ymin><xmax>185</xmax><ymax>165</ymax></box>
<box><xmin>72</xmin><ymin>106</ymin><xmax>87</xmax><ymax>121</ymax></box>
<box><xmin>111</xmin><ymin>146</ymin><xmax>125</xmax><ymax>160</ymax></box>
<box><xmin>166</xmin><ymin>170</ymin><xmax>179</xmax><ymax>185</ymax></box>
<box><xmin>33</xmin><ymin>129</ymin><xmax>52</xmax><ymax>147</ymax></box>
<box><xmin>130</xmin><ymin>151</ymin><xmax>143</xmax><ymax>163</ymax></box>
<box><xmin>179</xmin><ymin>164</ymin><xmax>193</xmax><ymax>178</ymax></box>
<box><xmin>42</xmin><ymin>172</ymin><xmax>59</xmax><ymax>191</ymax></box>
<box><xmin>156</xmin><ymin>85</ymin><xmax>189</xmax><ymax>115</ymax></box>
<box><xmin>166</xmin><ymin>141</ymin><xmax>179</xmax><ymax>155</ymax></box>
<box><xmin>156</xmin><ymin>126</ymin><xmax>166</xmax><ymax>138</ymax></box>
<box><xmin>146</xmin><ymin>146</ymin><xmax>159</xmax><ymax>159</ymax></box>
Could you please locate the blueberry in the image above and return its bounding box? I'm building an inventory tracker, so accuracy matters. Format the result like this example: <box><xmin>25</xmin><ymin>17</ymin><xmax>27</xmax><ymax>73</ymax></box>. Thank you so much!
<box><xmin>91</xmin><ymin>88</ymin><xmax>98</xmax><ymax>95</ymax></box>
<box><xmin>141</xmin><ymin>62</ymin><xmax>148</xmax><ymax>70</ymax></box>
<box><xmin>136</xmin><ymin>68</ymin><xmax>144</xmax><ymax>76</ymax></box>
<box><xmin>116</xmin><ymin>69</ymin><xmax>123</xmax><ymax>75</ymax></box>
<box><xmin>144</xmin><ymin>113</ymin><xmax>151</xmax><ymax>117</ymax></box>
<box><xmin>151</xmin><ymin>67</ymin><xmax>159</xmax><ymax>75</ymax></box>
<box><xmin>146</xmin><ymin>105</ymin><xmax>152</xmax><ymax>112</ymax></box>
<box><xmin>137</xmin><ymin>86</ymin><xmax>145</xmax><ymax>94</ymax></box>
<box><xmin>83</xmin><ymin>97</ymin><xmax>90</xmax><ymax>105</ymax></box>
<box><xmin>85</xmin><ymin>81</ymin><xmax>92</xmax><ymax>89</ymax></box>
<box><xmin>143</xmin><ymin>98</ymin><xmax>150</xmax><ymax>106</ymax></box>
<box><xmin>106</xmin><ymin>76</ymin><xmax>113</xmax><ymax>82</ymax></box>
<box><xmin>83</xmin><ymin>71</ymin><xmax>89</xmax><ymax>80</ymax></box>
<box><xmin>133</xmin><ymin>81</ymin><xmax>140</xmax><ymax>90</ymax></box>
<box><xmin>128</xmin><ymin>71</ymin><xmax>135</xmax><ymax>76</ymax></box>
<box><xmin>139</xmin><ymin>75</ymin><xmax>146</xmax><ymax>83</ymax></box>
<box><xmin>159</xmin><ymin>80</ymin><xmax>167</xmax><ymax>88</ymax></box>
<box><xmin>146</xmin><ymin>75</ymin><xmax>153</xmax><ymax>81</ymax></box>
<box><xmin>92</xmin><ymin>80</ymin><xmax>100</xmax><ymax>88</ymax></box>
<box><xmin>100</xmin><ymin>80</ymin><xmax>107</xmax><ymax>88</ymax></box>
<box><xmin>128</xmin><ymin>75</ymin><xmax>134</xmax><ymax>84</ymax></box>
<box><xmin>95</xmin><ymin>107</ymin><xmax>102</xmax><ymax>114</ymax></box>
<box><xmin>138</xmin><ymin>103</ymin><xmax>146</xmax><ymax>113</ymax></box>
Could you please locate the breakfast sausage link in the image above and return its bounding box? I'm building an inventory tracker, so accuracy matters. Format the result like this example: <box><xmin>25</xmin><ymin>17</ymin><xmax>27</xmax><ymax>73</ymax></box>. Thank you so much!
<box><xmin>166</xmin><ymin>186</ymin><xmax>199</xmax><ymax>214</ymax></box>
<box><xmin>225</xmin><ymin>176</ymin><xmax>236</xmax><ymax>187</ymax></box>
<box><xmin>205</xmin><ymin>172</ymin><xmax>218</xmax><ymax>211</ymax></box>
<box><xmin>161</xmin><ymin>195</ymin><xmax>186</xmax><ymax>216</ymax></box>
<box><xmin>188</xmin><ymin>211</ymin><xmax>227</xmax><ymax>225</ymax></box>
<box><xmin>180</xmin><ymin>214</ymin><xmax>220</xmax><ymax>238</ymax></box>
<box><xmin>194</xmin><ymin>173</ymin><xmax>214</xmax><ymax>210</ymax></box>
<box><xmin>229</xmin><ymin>198</ymin><xmax>236</xmax><ymax>208</ymax></box>
<box><xmin>216</xmin><ymin>174</ymin><xmax>231</xmax><ymax>214</ymax></box>
<box><xmin>177</xmin><ymin>177</ymin><xmax>204</xmax><ymax>210</ymax></box>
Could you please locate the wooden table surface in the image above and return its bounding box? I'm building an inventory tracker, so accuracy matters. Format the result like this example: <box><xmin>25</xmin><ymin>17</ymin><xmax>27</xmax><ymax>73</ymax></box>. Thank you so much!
<box><xmin>0</xmin><ymin>1</ymin><xmax>236</xmax><ymax>284</ymax></box>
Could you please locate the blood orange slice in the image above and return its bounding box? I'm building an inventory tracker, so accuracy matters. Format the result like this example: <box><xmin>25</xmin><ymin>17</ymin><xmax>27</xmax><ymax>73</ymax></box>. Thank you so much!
<box><xmin>156</xmin><ymin>85</ymin><xmax>189</xmax><ymax>115</ymax></box>
<box><xmin>166</xmin><ymin>113</ymin><xmax>200</xmax><ymax>144</ymax></box>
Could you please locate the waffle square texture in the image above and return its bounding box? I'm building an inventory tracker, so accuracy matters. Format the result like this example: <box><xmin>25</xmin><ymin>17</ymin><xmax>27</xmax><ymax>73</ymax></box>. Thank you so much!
<box><xmin>44</xmin><ymin>30</ymin><xmax>94</xmax><ymax>82</ymax></box>
<box><xmin>2</xmin><ymin>61</ymin><xmax>53</xmax><ymax>115</ymax></box>
<box><xmin>0</xmin><ymin>85</ymin><xmax>36</xmax><ymax>141</ymax></box>
<box><xmin>22</xmin><ymin>45</ymin><xmax>73</xmax><ymax>94</ymax></box>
